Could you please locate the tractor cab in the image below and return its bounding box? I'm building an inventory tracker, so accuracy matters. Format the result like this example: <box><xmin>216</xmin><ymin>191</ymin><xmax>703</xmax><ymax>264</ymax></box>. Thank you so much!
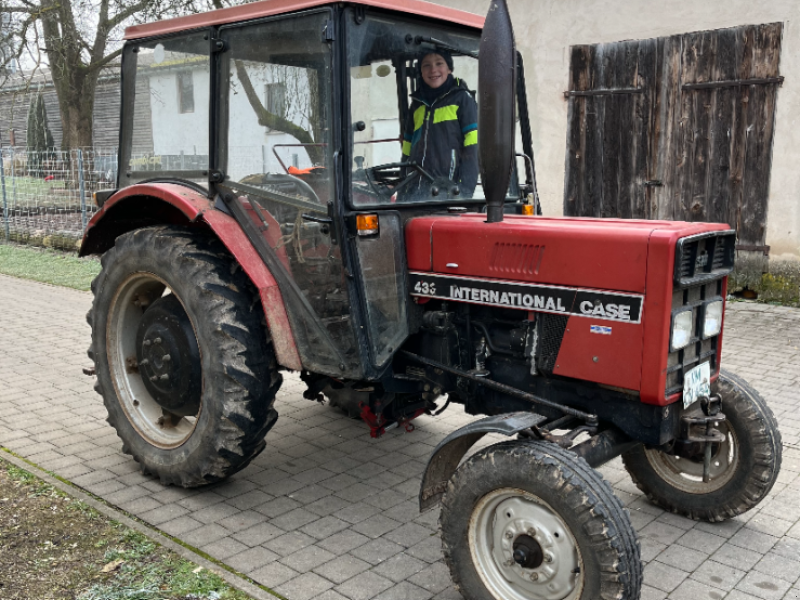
<box><xmin>82</xmin><ymin>3</ymin><xmax>781</xmax><ymax>599</ymax></box>
<box><xmin>115</xmin><ymin>1</ymin><xmax>531</xmax><ymax>381</ymax></box>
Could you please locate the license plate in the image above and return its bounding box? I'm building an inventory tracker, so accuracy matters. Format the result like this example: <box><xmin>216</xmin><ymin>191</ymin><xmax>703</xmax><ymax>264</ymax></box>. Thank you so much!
<box><xmin>683</xmin><ymin>362</ymin><xmax>711</xmax><ymax>409</ymax></box>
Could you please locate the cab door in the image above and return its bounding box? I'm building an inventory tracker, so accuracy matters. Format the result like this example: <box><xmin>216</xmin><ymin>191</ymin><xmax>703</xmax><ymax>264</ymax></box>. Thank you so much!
<box><xmin>215</xmin><ymin>9</ymin><xmax>365</xmax><ymax>378</ymax></box>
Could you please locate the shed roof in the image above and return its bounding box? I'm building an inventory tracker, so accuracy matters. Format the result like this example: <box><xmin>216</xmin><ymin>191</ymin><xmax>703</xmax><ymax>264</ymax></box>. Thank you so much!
<box><xmin>124</xmin><ymin>0</ymin><xmax>484</xmax><ymax>40</ymax></box>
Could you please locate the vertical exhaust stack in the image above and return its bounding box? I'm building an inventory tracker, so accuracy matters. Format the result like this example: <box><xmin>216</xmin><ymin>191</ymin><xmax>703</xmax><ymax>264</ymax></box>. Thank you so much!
<box><xmin>478</xmin><ymin>0</ymin><xmax>517</xmax><ymax>223</ymax></box>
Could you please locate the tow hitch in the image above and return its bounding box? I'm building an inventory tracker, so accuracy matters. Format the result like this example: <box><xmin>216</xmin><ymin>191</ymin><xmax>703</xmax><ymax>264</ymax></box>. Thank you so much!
<box><xmin>674</xmin><ymin>395</ymin><xmax>726</xmax><ymax>482</ymax></box>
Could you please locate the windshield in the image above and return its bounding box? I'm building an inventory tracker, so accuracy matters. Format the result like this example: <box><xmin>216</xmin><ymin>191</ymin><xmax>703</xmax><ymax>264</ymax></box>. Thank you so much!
<box><xmin>347</xmin><ymin>11</ymin><xmax>519</xmax><ymax>208</ymax></box>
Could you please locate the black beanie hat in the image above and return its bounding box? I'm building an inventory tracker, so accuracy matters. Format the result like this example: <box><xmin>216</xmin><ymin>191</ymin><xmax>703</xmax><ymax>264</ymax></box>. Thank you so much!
<box><xmin>419</xmin><ymin>49</ymin><xmax>454</xmax><ymax>72</ymax></box>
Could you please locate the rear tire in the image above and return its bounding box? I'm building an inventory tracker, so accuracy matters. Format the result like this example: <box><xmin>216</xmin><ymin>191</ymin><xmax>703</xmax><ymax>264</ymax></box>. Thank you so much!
<box><xmin>441</xmin><ymin>440</ymin><xmax>642</xmax><ymax>600</ymax></box>
<box><xmin>622</xmin><ymin>369</ymin><xmax>781</xmax><ymax>521</ymax></box>
<box><xmin>87</xmin><ymin>226</ymin><xmax>282</xmax><ymax>487</ymax></box>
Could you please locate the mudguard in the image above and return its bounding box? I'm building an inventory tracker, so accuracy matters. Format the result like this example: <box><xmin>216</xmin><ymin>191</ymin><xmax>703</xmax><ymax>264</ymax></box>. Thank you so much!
<box><xmin>419</xmin><ymin>411</ymin><xmax>547</xmax><ymax>512</ymax></box>
<box><xmin>80</xmin><ymin>183</ymin><xmax>302</xmax><ymax>371</ymax></box>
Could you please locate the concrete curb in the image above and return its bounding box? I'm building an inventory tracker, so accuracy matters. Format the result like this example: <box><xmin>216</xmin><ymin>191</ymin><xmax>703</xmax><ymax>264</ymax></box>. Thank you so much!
<box><xmin>0</xmin><ymin>448</ymin><xmax>285</xmax><ymax>600</ymax></box>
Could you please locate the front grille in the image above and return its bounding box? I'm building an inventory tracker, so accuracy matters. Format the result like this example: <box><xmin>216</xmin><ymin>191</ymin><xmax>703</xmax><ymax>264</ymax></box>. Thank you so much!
<box><xmin>674</xmin><ymin>231</ymin><xmax>735</xmax><ymax>287</ymax></box>
<box><xmin>537</xmin><ymin>313</ymin><xmax>569</xmax><ymax>374</ymax></box>
<box><xmin>665</xmin><ymin>279</ymin><xmax>722</xmax><ymax>397</ymax></box>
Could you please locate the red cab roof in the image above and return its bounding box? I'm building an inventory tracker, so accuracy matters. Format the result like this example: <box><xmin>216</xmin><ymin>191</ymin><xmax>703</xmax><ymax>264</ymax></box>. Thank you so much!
<box><xmin>124</xmin><ymin>0</ymin><xmax>484</xmax><ymax>40</ymax></box>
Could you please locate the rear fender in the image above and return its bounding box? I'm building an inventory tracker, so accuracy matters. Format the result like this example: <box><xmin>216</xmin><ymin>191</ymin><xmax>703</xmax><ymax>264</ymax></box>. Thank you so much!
<box><xmin>80</xmin><ymin>184</ymin><xmax>302</xmax><ymax>371</ymax></box>
<box><xmin>419</xmin><ymin>412</ymin><xmax>546</xmax><ymax>512</ymax></box>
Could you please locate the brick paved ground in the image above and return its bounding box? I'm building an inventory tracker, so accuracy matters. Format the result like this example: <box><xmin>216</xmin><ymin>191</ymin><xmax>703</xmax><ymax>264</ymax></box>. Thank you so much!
<box><xmin>1</xmin><ymin>273</ymin><xmax>799</xmax><ymax>600</ymax></box>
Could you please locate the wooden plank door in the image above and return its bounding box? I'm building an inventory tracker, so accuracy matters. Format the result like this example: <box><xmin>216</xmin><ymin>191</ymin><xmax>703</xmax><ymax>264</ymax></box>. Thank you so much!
<box><xmin>564</xmin><ymin>38</ymin><xmax>658</xmax><ymax>219</ymax></box>
<box><xmin>565</xmin><ymin>23</ymin><xmax>783</xmax><ymax>264</ymax></box>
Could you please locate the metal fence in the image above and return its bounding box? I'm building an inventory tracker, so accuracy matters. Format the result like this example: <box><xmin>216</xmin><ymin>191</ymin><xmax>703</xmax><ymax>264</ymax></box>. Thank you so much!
<box><xmin>0</xmin><ymin>147</ymin><xmax>118</xmax><ymax>251</ymax></box>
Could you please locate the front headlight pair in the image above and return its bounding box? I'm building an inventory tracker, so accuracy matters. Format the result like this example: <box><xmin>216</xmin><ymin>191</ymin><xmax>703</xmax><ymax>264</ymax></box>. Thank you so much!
<box><xmin>670</xmin><ymin>300</ymin><xmax>723</xmax><ymax>351</ymax></box>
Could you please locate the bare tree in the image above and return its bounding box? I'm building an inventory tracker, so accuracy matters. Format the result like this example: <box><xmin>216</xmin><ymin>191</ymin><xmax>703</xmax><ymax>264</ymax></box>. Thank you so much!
<box><xmin>0</xmin><ymin>0</ymin><xmax>229</xmax><ymax>150</ymax></box>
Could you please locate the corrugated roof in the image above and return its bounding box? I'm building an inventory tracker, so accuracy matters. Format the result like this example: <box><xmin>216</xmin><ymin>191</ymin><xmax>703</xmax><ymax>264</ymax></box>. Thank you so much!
<box><xmin>124</xmin><ymin>0</ymin><xmax>483</xmax><ymax>40</ymax></box>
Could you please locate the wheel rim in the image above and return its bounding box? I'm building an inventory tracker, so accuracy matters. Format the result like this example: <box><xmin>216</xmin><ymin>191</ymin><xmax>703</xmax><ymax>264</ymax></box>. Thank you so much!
<box><xmin>469</xmin><ymin>487</ymin><xmax>583</xmax><ymax>600</ymax></box>
<box><xmin>107</xmin><ymin>273</ymin><xmax>201</xmax><ymax>448</ymax></box>
<box><xmin>643</xmin><ymin>421</ymin><xmax>738</xmax><ymax>493</ymax></box>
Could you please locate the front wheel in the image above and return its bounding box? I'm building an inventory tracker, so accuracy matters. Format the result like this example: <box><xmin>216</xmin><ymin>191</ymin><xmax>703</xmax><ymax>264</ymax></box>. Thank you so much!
<box><xmin>441</xmin><ymin>440</ymin><xmax>642</xmax><ymax>600</ymax></box>
<box><xmin>87</xmin><ymin>226</ymin><xmax>282</xmax><ymax>487</ymax></box>
<box><xmin>622</xmin><ymin>369</ymin><xmax>781</xmax><ymax>521</ymax></box>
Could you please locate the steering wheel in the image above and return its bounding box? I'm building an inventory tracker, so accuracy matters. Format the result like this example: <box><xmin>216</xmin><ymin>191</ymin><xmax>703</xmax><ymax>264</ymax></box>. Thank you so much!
<box><xmin>245</xmin><ymin>172</ymin><xmax>324</xmax><ymax>206</ymax></box>
<box><xmin>361</xmin><ymin>161</ymin><xmax>436</xmax><ymax>198</ymax></box>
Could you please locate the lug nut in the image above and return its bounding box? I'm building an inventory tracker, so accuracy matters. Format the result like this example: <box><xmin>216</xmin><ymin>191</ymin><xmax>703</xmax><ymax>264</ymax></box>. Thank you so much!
<box><xmin>544</xmin><ymin>553</ymin><xmax>553</xmax><ymax>563</ymax></box>
<box><xmin>159</xmin><ymin>374</ymin><xmax>169</xmax><ymax>381</ymax></box>
<box><xmin>505</xmin><ymin>531</ymin><xmax>514</xmax><ymax>539</ymax></box>
<box><xmin>143</xmin><ymin>340</ymin><xmax>152</xmax><ymax>347</ymax></box>
<box><xmin>150</xmin><ymin>375</ymin><xmax>158</xmax><ymax>382</ymax></box>
<box><xmin>139</xmin><ymin>359</ymin><xmax>149</xmax><ymax>366</ymax></box>
<box><xmin>527</xmin><ymin>528</ymin><xmax>536</xmax><ymax>536</ymax></box>
<box><xmin>153</xmin><ymin>337</ymin><xmax>162</xmax><ymax>344</ymax></box>
<box><xmin>530</xmin><ymin>573</ymin><xmax>539</xmax><ymax>581</ymax></box>
<box><xmin>504</xmin><ymin>559</ymin><xmax>514</xmax><ymax>567</ymax></box>
<box><xmin>162</xmin><ymin>354</ymin><xmax>171</xmax><ymax>362</ymax></box>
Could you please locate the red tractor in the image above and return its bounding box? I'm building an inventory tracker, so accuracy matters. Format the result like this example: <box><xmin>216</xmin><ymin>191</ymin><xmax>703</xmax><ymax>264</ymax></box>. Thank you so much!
<box><xmin>82</xmin><ymin>0</ymin><xmax>781</xmax><ymax>598</ymax></box>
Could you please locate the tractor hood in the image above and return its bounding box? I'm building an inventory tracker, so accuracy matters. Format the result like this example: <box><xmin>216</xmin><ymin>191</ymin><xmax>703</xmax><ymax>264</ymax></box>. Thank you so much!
<box><xmin>405</xmin><ymin>214</ymin><xmax>727</xmax><ymax>294</ymax></box>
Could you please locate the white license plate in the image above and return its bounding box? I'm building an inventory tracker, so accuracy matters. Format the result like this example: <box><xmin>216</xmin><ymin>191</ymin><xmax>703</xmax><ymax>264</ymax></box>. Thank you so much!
<box><xmin>683</xmin><ymin>362</ymin><xmax>711</xmax><ymax>409</ymax></box>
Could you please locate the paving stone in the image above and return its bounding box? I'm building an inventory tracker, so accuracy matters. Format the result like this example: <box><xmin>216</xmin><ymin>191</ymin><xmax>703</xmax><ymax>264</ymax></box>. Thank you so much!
<box><xmin>232</xmin><ymin>520</ymin><xmax>285</xmax><ymax>547</ymax></box>
<box><xmin>334</xmin><ymin>571</ymin><xmax>394</xmax><ymax>600</ymax></box>
<box><xmin>667</xmin><ymin>578</ymin><xmax>725</xmax><ymax>600</ymax></box>
<box><xmin>655</xmin><ymin>544</ymin><xmax>707</xmax><ymax>572</ymax></box>
<box><xmin>691</xmin><ymin>559</ymin><xmax>747</xmax><ymax>592</ymax></box>
<box><xmin>711</xmin><ymin>543</ymin><xmax>765</xmax><ymax>571</ymax></box>
<box><xmin>227</xmin><ymin>545</ymin><xmax>281</xmax><ymax>573</ymax></box>
<box><xmin>674</xmin><ymin>529</ymin><xmax>727</xmax><ymax>555</ymax></box>
<box><xmin>734</xmin><ymin>571</ymin><xmax>793</xmax><ymax>600</ymax></box>
<box><xmin>226</xmin><ymin>489</ymin><xmax>274</xmax><ymax>511</ymax></box>
<box><xmin>181</xmin><ymin>523</ymin><xmax>232</xmax><ymax>547</ymax></box>
<box><xmin>159</xmin><ymin>515</ymin><xmax>204</xmax><ymax>536</ymax></box>
<box><xmin>383</xmin><ymin>523</ymin><xmax>434</xmax><ymax>548</ymax></box>
<box><xmin>280</xmin><ymin>544</ymin><xmax>338</xmax><ymax>572</ymax></box>
<box><xmin>350</xmin><ymin>538</ymin><xmax>405</xmax><ymax>566</ymax></box>
<box><xmin>202</xmin><ymin>536</ymin><xmax>251</xmax><ymax>560</ymax></box>
<box><xmin>313</xmin><ymin>554</ymin><xmax>372</xmax><ymax>584</ymax></box>
<box><xmin>263</xmin><ymin>531</ymin><xmax>317</xmax><ymax>557</ymax></box>
<box><xmin>372</xmin><ymin>553</ymin><xmax>428</xmax><ymax>582</ymax></box>
<box><xmin>407</xmin><ymin>562</ymin><xmax>451</xmax><ymax>595</ymax></box>
<box><xmin>249</xmin><ymin>561</ymin><xmax>299</xmax><ymax>586</ymax></box>
<box><xmin>316</xmin><ymin>529</ymin><xmax>370</xmax><ymax>554</ymax></box>
<box><xmin>276</xmin><ymin>572</ymin><xmax>335</xmax><ymax>600</ymax></box>
<box><xmin>728</xmin><ymin>527</ymin><xmax>780</xmax><ymax>555</ymax></box>
<box><xmin>301</xmin><ymin>515</ymin><xmax>350</xmax><ymax>540</ymax></box>
<box><xmin>373</xmin><ymin>581</ymin><xmax>433</xmax><ymax>600</ymax></box>
<box><xmin>643</xmin><ymin>560</ymin><xmax>688</xmax><ymax>593</ymax></box>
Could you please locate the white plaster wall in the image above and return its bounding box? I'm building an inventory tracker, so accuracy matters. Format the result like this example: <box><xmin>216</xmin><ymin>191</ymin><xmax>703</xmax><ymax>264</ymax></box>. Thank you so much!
<box><xmin>149</xmin><ymin>68</ymin><xmax>210</xmax><ymax>158</ymax></box>
<box><xmin>433</xmin><ymin>0</ymin><xmax>800</xmax><ymax>259</ymax></box>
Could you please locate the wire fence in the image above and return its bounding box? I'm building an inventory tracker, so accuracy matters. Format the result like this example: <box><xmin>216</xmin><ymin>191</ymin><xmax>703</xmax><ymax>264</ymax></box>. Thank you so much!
<box><xmin>0</xmin><ymin>147</ymin><xmax>118</xmax><ymax>251</ymax></box>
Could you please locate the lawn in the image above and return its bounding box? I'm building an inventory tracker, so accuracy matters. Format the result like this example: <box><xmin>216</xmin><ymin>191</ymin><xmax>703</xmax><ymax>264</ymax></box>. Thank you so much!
<box><xmin>0</xmin><ymin>458</ymin><xmax>256</xmax><ymax>600</ymax></box>
<box><xmin>0</xmin><ymin>243</ymin><xmax>100</xmax><ymax>290</ymax></box>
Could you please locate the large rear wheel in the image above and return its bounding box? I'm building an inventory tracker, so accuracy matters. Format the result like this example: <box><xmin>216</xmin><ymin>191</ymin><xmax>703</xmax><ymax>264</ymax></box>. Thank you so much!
<box><xmin>87</xmin><ymin>226</ymin><xmax>282</xmax><ymax>487</ymax></box>
<box><xmin>622</xmin><ymin>369</ymin><xmax>781</xmax><ymax>521</ymax></box>
<box><xmin>440</xmin><ymin>440</ymin><xmax>642</xmax><ymax>600</ymax></box>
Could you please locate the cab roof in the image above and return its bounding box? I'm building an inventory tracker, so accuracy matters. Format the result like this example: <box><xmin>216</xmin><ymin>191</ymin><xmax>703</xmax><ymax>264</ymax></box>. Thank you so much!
<box><xmin>124</xmin><ymin>0</ymin><xmax>484</xmax><ymax>40</ymax></box>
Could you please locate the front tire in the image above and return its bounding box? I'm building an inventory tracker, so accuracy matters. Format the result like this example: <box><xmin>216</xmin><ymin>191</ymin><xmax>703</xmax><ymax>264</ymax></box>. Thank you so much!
<box><xmin>87</xmin><ymin>226</ymin><xmax>282</xmax><ymax>487</ymax></box>
<box><xmin>622</xmin><ymin>369</ymin><xmax>781</xmax><ymax>521</ymax></box>
<box><xmin>441</xmin><ymin>440</ymin><xmax>642</xmax><ymax>600</ymax></box>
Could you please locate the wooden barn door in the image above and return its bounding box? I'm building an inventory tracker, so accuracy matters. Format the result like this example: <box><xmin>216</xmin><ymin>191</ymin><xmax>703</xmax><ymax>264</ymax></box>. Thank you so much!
<box><xmin>564</xmin><ymin>24</ymin><xmax>783</xmax><ymax>262</ymax></box>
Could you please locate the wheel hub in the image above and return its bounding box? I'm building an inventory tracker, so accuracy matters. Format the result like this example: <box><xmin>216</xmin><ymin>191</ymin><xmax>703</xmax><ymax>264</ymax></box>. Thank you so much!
<box><xmin>135</xmin><ymin>294</ymin><xmax>201</xmax><ymax>417</ymax></box>
<box><xmin>471</xmin><ymin>491</ymin><xmax>582</xmax><ymax>600</ymax></box>
<box><xmin>513</xmin><ymin>534</ymin><xmax>544</xmax><ymax>569</ymax></box>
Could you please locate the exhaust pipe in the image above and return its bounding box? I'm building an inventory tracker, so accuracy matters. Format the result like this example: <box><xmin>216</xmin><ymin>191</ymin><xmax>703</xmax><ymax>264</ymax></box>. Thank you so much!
<box><xmin>478</xmin><ymin>0</ymin><xmax>517</xmax><ymax>224</ymax></box>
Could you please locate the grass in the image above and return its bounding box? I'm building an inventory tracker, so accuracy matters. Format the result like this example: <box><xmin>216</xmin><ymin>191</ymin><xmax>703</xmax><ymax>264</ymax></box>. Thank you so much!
<box><xmin>0</xmin><ymin>243</ymin><xmax>100</xmax><ymax>290</ymax></box>
<box><xmin>2</xmin><ymin>174</ymin><xmax>84</xmax><ymax>209</ymax></box>
<box><xmin>0</xmin><ymin>459</ymin><xmax>255</xmax><ymax>600</ymax></box>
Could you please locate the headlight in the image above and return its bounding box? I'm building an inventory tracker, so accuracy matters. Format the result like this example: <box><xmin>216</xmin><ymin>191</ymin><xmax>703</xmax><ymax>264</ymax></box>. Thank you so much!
<box><xmin>703</xmin><ymin>300</ymin><xmax>724</xmax><ymax>338</ymax></box>
<box><xmin>671</xmin><ymin>309</ymin><xmax>693</xmax><ymax>351</ymax></box>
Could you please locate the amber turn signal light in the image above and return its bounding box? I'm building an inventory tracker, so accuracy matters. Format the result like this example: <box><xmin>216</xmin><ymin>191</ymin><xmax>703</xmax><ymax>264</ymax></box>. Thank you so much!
<box><xmin>356</xmin><ymin>214</ymin><xmax>379</xmax><ymax>236</ymax></box>
<box><xmin>521</xmin><ymin>204</ymin><xmax>534</xmax><ymax>216</ymax></box>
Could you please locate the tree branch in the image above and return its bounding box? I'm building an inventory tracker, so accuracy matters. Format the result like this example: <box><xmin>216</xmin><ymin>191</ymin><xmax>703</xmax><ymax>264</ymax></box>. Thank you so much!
<box><xmin>233</xmin><ymin>59</ymin><xmax>323</xmax><ymax>166</ymax></box>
